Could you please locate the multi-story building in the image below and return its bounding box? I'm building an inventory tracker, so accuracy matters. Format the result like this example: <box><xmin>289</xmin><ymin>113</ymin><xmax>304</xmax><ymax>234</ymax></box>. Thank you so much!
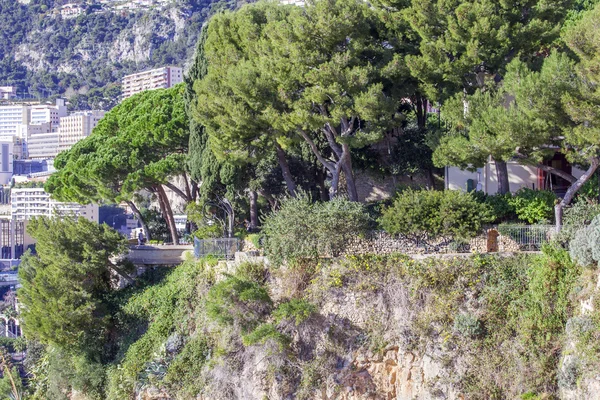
<box><xmin>57</xmin><ymin>110</ymin><xmax>105</xmax><ymax>153</ymax></box>
<box><xmin>0</xmin><ymin>105</ymin><xmax>29</xmax><ymax>137</ymax></box>
<box><xmin>0</xmin><ymin>99</ymin><xmax>66</xmax><ymax>138</ymax></box>
<box><xmin>29</xmin><ymin>99</ymin><xmax>67</xmax><ymax>128</ymax></box>
<box><xmin>121</xmin><ymin>66</ymin><xmax>183</xmax><ymax>99</ymax></box>
<box><xmin>11</xmin><ymin>187</ymin><xmax>99</xmax><ymax>223</ymax></box>
<box><xmin>27</xmin><ymin>132</ymin><xmax>60</xmax><ymax>159</ymax></box>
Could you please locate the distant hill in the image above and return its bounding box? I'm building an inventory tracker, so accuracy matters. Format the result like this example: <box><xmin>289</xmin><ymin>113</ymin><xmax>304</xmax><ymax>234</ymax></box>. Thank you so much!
<box><xmin>0</xmin><ymin>0</ymin><xmax>239</xmax><ymax>109</ymax></box>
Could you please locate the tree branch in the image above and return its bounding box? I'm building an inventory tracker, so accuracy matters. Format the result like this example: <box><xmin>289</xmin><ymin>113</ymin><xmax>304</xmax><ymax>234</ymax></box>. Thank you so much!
<box><xmin>298</xmin><ymin>129</ymin><xmax>336</xmax><ymax>173</ymax></box>
<box><xmin>164</xmin><ymin>181</ymin><xmax>191</xmax><ymax>202</ymax></box>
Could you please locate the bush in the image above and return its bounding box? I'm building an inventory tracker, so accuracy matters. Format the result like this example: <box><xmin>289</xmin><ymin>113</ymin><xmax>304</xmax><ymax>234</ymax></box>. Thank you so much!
<box><xmin>379</xmin><ymin>189</ymin><xmax>493</xmax><ymax>243</ymax></box>
<box><xmin>570</xmin><ymin>215</ymin><xmax>600</xmax><ymax>267</ymax></box>
<box><xmin>205</xmin><ymin>275</ymin><xmax>272</xmax><ymax>333</ymax></box>
<box><xmin>473</xmin><ymin>191</ymin><xmax>516</xmax><ymax>223</ymax></box>
<box><xmin>273</xmin><ymin>299</ymin><xmax>317</xmax><ymax>326</ymax></box>
<box><xmin>242</xmin><ymin>323</ymin><xmax>290</xmax><ymax>349</ymax></box>
<box><xmin>262</xmin><ymin>194</ymin><xmax>371</xmax><ymax>265</ymax></box>
<box><xmin>558</xmin><ymin>200</ymin><xmax>600</xmax><ymax>243</ymax></box>
<box><xmin>508</xmin><ymin>188</ymin><xmax>556</xmax><ymax>224</ymax></box>
<box><xmin>454</xmin><ymin>313</ymin><xmax>484</xmax><ymax>338</ymax></box>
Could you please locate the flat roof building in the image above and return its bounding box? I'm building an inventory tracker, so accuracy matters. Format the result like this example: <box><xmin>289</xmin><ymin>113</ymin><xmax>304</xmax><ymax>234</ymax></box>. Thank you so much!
<box><xmin>57</xmin><ymin>110</ymin><xmax>105</xmax><ymax>153</ymax></box>
<box><xmin>121</xmin><ymin>66</ymin><xmax>183</xmax><ymax>99</ymax></box>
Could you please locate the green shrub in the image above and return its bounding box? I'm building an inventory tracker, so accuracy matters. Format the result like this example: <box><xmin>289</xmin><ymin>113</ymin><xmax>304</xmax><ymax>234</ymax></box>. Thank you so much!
<box><xmin>247</xmin><ymin>233</ymin><xmax>263</xmax><ymax>249</ymax></box>
<box><xmin>164</xmin><ymin>336</ymin><xmax>210</xmax><ymax>395</ymax></box>
<box><xmin>453</xmin><ymin>313</ymin><xmax>484</xmax><ymax>338</ymax></box>
<box><xmin>262</xmin><ymin>194</ymin><xmax>371</xmax><ymax>265</ymax></box>
<box><xmin>558</xmin><ymin>200</ymin><xmax>600</xmax><ymax>243</ymax></box>
<box><xmin>473</xmin><ymin>192</ymin><xmax>516</xmax><ymax>223</ymax></box>
<box><xmin>193</xmin><ymin>223</ymin><xmax>223</xmax><ymax>239</ymax></box>
<box><xmin>205</xmin><ymin>275</ymin><xmax>272</xmax><ymax>333</ymax></box>
<box><xmin>236</xmin><ymin>262</ymin><xmax>269</xmax><ymax>284</ymax></box>
<box><xmin>379</xmin><ymin>189</ymin><xmax>493</xmax><ymax>242</ymax></box>
<box><xmin>242</xmin><ymin>323</ymin><xmax>290</xmax><ymax>349</ymax></box>
<box><xmin>273</xmin><ymin>299</ymin><xmax>317</xmax><ymax>326</ymax></box>
<box><xmin>569</xmin><ymin>215</ymin><xmax>600</xmax><ymax>267</ymax></box>
<box><xmin>508</xmin><ymin>188</ymin><xmax>556</xmax><ymax>224</ymax></box>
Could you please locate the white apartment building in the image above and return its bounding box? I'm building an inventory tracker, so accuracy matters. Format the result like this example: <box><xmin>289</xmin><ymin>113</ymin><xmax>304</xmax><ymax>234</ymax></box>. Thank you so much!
<box><xmin>121</xmin><ymin>66</ymin><xmax>183</xmax><ymax>99</ymax></box>
<box><xmin>27</xmin><ymin>133</ymin><xmax>59</xmax><ymax>159</ymax></box>
<box><xmin>29</xmin><ymin>99</ymin><xmax>67</xmax><ymax>128</ymax></box>
<box><xmin>0</xmin><ymin>105</ymin><xmax>28</xmax><ymax>137</ymax></box>
<box><xmin>57</xmin><ymin>110</ymin><xmax>105</xmax><ymax>153</ymax></box>
<box><xmin>11</xmin><ymin>188</ymin><xmax>99</xmax><ymax>223</ymax></box>
<box><xmin>0</xmin><ymin>99</ymin><xmax>66</xmax><ymax>138</ymax></box>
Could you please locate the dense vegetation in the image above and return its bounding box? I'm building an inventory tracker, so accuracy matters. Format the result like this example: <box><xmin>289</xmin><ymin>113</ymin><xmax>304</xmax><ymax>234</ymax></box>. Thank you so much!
<box><xmin>9</xmin><ymin>0</ymin><xmax>600</xmax><ymax>399</ymax></box>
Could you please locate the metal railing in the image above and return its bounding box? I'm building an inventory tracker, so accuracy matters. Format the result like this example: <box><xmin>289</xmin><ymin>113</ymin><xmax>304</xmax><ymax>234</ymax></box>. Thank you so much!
<box><xmin>194</xmin><ymin>238</ymin><xmax>241</xmax><ymax>260</ymax></box>
<box><xmin>496</xmin><ymin>224</ymin><xmax>555</xmax><ymax>251</ymax></box>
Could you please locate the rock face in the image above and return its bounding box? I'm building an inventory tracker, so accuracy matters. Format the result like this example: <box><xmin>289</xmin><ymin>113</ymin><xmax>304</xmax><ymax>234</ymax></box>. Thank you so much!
<box><xmin>325</xmin><ymin>348</ymin><xmax>462</xmax><ymax>400</ymax></box>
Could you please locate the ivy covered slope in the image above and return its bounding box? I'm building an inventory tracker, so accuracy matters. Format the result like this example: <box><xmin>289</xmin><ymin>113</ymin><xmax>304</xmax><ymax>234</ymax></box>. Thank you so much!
<box><xmin>0</xmin><ymin>0</ymin><xmax>231</xmax><ymax>108</ymax></box>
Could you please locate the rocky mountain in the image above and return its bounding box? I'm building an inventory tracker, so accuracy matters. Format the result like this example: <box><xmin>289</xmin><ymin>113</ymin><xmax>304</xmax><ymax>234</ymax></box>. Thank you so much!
<box><xmin>0</xmin><ymin>0</ymin><xmax>234</xmax><ymax>109</ymax></box>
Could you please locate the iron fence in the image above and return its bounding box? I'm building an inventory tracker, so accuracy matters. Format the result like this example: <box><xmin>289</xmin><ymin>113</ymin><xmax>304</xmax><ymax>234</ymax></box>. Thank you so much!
<box><xmin>194</xmin><ymin>238</ymin><xmax>241</xmax><ymax>260</ymax></box>
<box><xmin>496</xmin><ymin>224</ymin><xmax>556</xmax><ymax>251</ymax></box>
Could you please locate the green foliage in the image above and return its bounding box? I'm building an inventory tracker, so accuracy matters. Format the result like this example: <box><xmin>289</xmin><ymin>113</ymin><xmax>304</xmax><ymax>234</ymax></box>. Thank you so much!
<box><xmin>0</xmin><ymin>366</ymin><xmax>24</xmax><ymax>400</ymax></box>
<box><xmin>106</xmin><ymin>258</ymin><xmax>209</xmax><ymax>399</ymax></box>
<box><xmin>557</xmin><ymin>199</ymin><xmax>600</xmax><ymax>243</ymax></box>
<box><xmin>247</xmin><ymin>233</ymin><xmax>263</xmax><ymax>249</ymax></box>
<box><xmin>404</xmin><ymin>0</ymin><xmax>572</xmax><ymax>101</ymax></box>
<box><xmin>473</xmin><ymin>191</ymin><xmax>516</xmax><ymax>223</ymax></box>
<box><xmin>380</xmin><ymin>189</ymin><xmax>493</xmax><ymax>242</ymax></box>
<box><xmin>262</xmin><ymin>194</ymin><xmax>371</xmax><ymax>265</ymax></box>
<box><xmin>193</xmin><ymin>223</ymin><xmax>223</xmax><ymax>239</ymax></box>
<box><xmin>18</xmin><ymin>217</ymin><xmax>128</xmax><ymax>355</ymax></box>
<box><xmin>508</xmin><ymin>188</ymin><xmax>557</xmax><ymax>224</ymax></box>
<box><xmin>205</xmin><ymin>275</ymin><xmax>272</xmax><ymax>333</ymax></box>
<box><xmin>569</xmin><ymin>215</ymin><xmax>600</xmax><ymax>266</ymax></box>
<box><xmin>163</xmin><ymin>336</ymin><xmax>210</xmax><ymax>396</ymax></box>
<box><xmin>242</xmin><ymin>323</ymin><xmax>290</xmax><ymax>349</ymax></box>
<box><xmin>195</xmin><ymin>0</ymin><xmax>411</xmax><ymax>199</ymax></box>
<box><xmin>273</xmin><ymin>299</ymin><xmax>317</xmax><ymax>326</ymax></box>
<box><xmin>454</xmin><ymin>313</ymin><xmax>484</xmax><ymax>339</ymax></box>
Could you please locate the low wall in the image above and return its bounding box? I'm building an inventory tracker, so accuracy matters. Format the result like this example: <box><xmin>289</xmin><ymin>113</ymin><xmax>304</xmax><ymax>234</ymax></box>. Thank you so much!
<box><xmin>127</xmin><ymin>245</ymin><xmax>194</xmax><ymax>266</ymax></box>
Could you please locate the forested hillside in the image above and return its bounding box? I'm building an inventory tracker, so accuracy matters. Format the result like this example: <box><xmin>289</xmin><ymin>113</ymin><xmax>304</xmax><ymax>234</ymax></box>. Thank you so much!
<box><xmin>0</xmin><ymin>0</ymin><xmax>233</xmax><ymax>109</ymax></box>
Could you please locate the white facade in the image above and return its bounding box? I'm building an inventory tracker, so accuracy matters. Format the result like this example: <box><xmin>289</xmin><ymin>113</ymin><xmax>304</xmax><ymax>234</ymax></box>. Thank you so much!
<box><xmin>27</xmin><ymin>133</ymin><xmax>60</xmax><ymax>159</ymax></box>
<box><xmin>446</xmin><ymin>160</ymin><xmax>585</xmax><ymax>194</ymax></box>
<box><xmin>0</xmin><ymin>105</ymin><xmax>28</xmax><ymax>136</ymax></box>
<box><xmin>10</xmin><ymin>188</ymin><xmax>99</xmax><ymax>223</ymax></box>
<box><xmin>57</xmin><ymin>110</ymin><xmax>105</xmax><ymax>153</ymax></box>
<box><xmin>29</xmin><ymin>99</ymin><xmax>67</xmax><ymax>128</ymax></box>
<box><xmin>0</xmin><ymin>99</ymin><xmax>66</xmax><ymax>139</ymax></box>
<box><xmin>121</xmin><ymin>66</ymin><xmax>183</xmax><ymax>99</ymax></box>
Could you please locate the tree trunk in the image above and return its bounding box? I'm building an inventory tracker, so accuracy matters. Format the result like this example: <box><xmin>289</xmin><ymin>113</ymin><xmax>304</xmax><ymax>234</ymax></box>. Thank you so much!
<box><xmin>415</xmin><ymin>95</ymin><xmax>427</xmax><ymax>130</ymax></box>
<box><xmin>316</xmin><ymin>169</ymin><xmax>329</xmax><ymax>202</ymax></box>
<box><xmin>156</xmin><ymin>185</ymin><xmax>179</xmax><ymax>244</ymax></box>
<box><xmin>341</xmin><ymin>144</ymin><xmax>359</xmax><ymax>201</ymax></box>
<box><xmin>329</xmin><ymin>163</ymin><xmax>343</xmax><ymax>199</ymax></box>
<box><xmin>274</xmin><ymin>142</ymin><xmax>297</xmax><ymax>197</ymax></box>
<box><xmin>427</xmin><ymin>169</ymin><xmax>435</xmax><ymax>190</ymax></box>
<box><xmin>495</xmin><ymin>160</ymin><xmax>510</xmax><ymax>194</ymax></box>
<box><xmin>555</xmin><ymin>157</ymin><xmax>600</xmax><ymax>232</ymax></box>
<box><xmin>126</xmin><ymin>200</ymin><xmax>151</xmax><ymax>242</ymax></box>
<box><xmin>249</xmin><ymin>190</ymin><xmax>258</xmax><ymax>231</ymax></box>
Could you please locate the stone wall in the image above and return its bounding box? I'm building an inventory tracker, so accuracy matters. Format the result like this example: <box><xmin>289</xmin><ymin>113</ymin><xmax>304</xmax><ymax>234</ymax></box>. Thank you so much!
<box><xmin>342</xmin><ymin>229</ymin><xmax>528</xmax><ymax>256</ymax></box>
